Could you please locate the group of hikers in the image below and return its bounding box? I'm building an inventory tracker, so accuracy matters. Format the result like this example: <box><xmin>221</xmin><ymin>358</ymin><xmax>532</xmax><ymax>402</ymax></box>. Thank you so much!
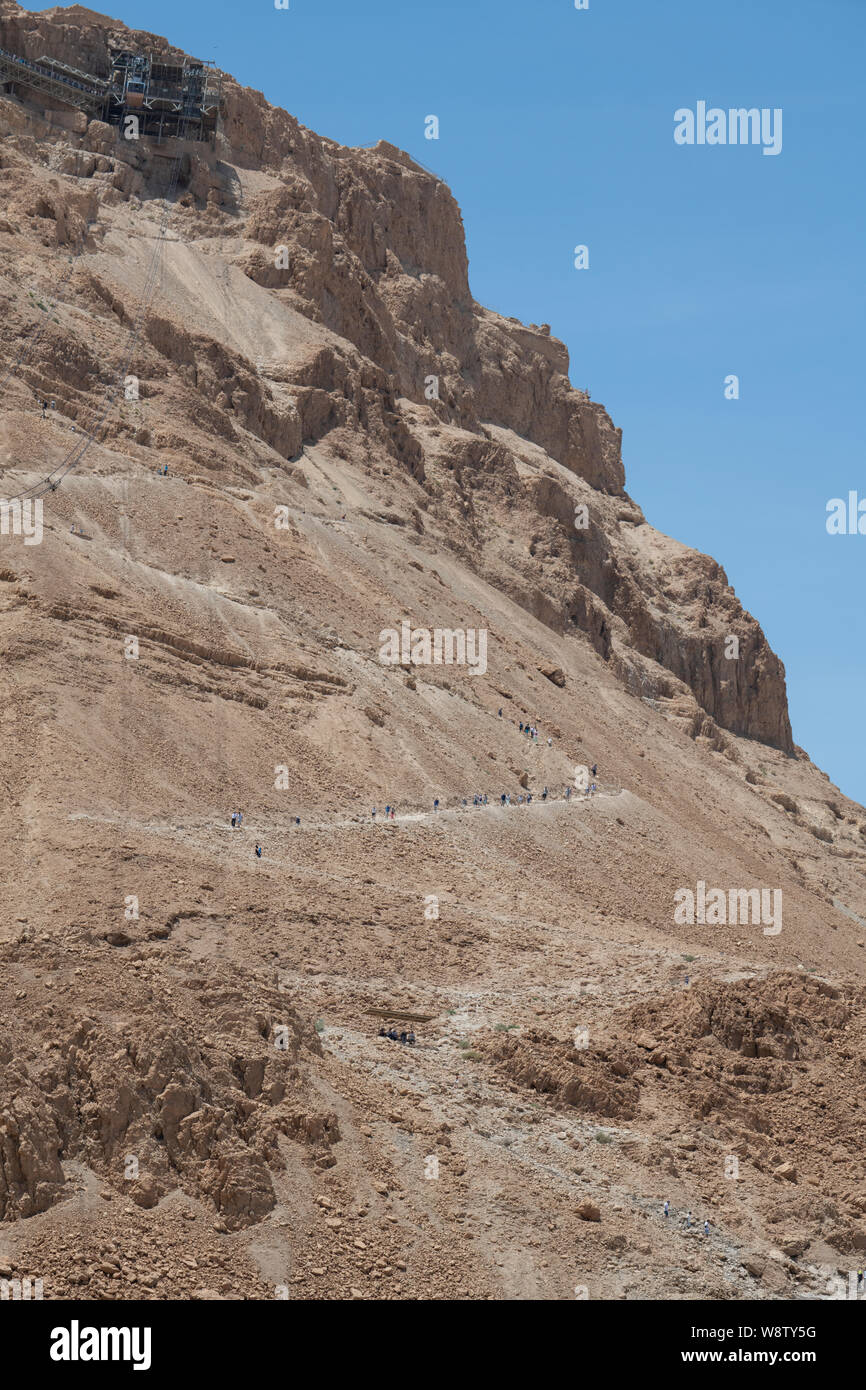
<box><xmin>377</xmin><ymin>1025</ymin><xmax>416</xmax><ymax>1045</ymax></box>
<box><xmin>663</xmin><ymin>1202</ymin><xmax>710</xmax><ymax>1236</ymax></box>
<box><xmin>426</xmin><ymin>768</ymin><xmax>598</xmax><ymax>815</ymax></box>
<box><xmin>234</xmin><ymin>756</ymin><xmax>600</xmax><ymax>858</ymax></box>
<box><xmin>498</xmin><ymin>707</ymin><xmax>557</xmax><ymax>749</ymax></box>
<box><xmin>518</xmin><ymin>721</ymin><xmax>551</xmax><ymax>747</ymax></box>
<box><xmin>230</xmin><ymin>810</ymin><xmax>263</xmax><ymax>859</ymax></box>
<box><xmin>231</xmin><ymin>808</ymin><xmax>298</xmax><ymax>859</ymax></box>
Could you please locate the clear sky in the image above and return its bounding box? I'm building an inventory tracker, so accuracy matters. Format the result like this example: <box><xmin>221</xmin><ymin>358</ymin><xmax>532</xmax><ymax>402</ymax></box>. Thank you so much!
<box><xmin>46</xmin><ymin>0</ymin><xmax>866</xmax><ymax>804</ymax></box>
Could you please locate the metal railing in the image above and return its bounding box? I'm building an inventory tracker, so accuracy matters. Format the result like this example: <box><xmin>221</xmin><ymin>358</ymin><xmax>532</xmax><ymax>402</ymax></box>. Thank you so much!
<box><xmin>0</xmin><ymin>46</ymin><xmax>105</xmax><ymax>109</ymax></box>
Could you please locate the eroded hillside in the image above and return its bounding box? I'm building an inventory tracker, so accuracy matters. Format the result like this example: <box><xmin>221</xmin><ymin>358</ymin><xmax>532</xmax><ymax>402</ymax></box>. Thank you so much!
<box><xmin>0</xmin><ymin>0</ymin><xmax>864</xmax><ymax>1301</ymax></box>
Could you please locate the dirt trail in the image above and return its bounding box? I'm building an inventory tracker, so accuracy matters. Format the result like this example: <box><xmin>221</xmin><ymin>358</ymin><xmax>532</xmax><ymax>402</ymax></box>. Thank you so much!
<box><xmin>68</xmin><ymin>786</ymin><xmax>623</xmax><ymax>837</ymax></box>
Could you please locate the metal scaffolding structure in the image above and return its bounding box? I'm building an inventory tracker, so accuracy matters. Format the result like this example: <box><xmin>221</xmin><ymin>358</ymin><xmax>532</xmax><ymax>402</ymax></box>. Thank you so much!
<box><xmin>0</xmin><ymin>43</ymin><xmax>222</xmax><ymax>143</ymax></box>
<box><xmin>0</xmin><ymin>45</ymin><xmax>106</xmax><ymax>113</ymax></box>
<box><xmin>105</xmin><ymin>51</ymin><xmax>222</xmax><ymax>142</ymax></box>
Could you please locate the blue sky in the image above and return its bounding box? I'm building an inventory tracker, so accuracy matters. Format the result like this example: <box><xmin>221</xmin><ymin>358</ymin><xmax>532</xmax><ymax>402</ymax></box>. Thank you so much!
<box><xmin>53</xmin><ymin>0</ymin><xmax>865</xmax><ymax>803</ymax></box>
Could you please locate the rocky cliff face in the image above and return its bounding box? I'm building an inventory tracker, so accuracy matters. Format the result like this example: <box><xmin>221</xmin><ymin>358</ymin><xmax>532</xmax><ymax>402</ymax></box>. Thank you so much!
<box><xmin>0</xmin><ymin>0</ymin><xmax>792</xmax><ymax>752</ymax></box>
<box><xmin>3</xmin><ymin>1</ymin><xmax>866</xmax><ymax>1308</ymax></box>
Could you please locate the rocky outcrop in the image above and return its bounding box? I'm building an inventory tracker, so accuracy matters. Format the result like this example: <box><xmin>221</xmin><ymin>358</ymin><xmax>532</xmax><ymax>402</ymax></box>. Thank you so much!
<box><xmin>0</xmin><ymin>0</ymin><xmax>793</xmax><ymax>749</ymax></box>
<box><xmin>483</xmin><ymin>1030</ymin><xmax>640</xmax><ymax>1120</ymax></box>
<box><xmin>0</xmin><ymin>943</ymin><xmax>339</xmax><ymax>1229</ymax></box>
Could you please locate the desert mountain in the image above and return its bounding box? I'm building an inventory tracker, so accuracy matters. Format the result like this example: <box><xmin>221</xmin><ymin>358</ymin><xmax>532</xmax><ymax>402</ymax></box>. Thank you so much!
<box><xmin>0</xmin><ymin>1</ymin><xmax>865</xmax><ymax>1301</ymax></box>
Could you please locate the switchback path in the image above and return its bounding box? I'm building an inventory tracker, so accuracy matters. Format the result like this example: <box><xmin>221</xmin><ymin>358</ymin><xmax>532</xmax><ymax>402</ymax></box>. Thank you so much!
<box><xmin>67</xmin><ymin>784</ymin><xmax>624</xmax><ymax>840</ymax></box>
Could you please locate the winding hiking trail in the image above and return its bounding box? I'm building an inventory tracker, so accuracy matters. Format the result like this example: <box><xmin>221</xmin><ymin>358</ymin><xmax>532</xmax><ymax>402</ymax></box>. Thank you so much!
<box><xmin>68</xmin><ymin>782</ymin><xmax>624</xmax><ymax>843</ymax></box>
<box><xmin>3</xmin><ymin>5</ymin><xmax>862</xmax><ymax>1302</ymax></box>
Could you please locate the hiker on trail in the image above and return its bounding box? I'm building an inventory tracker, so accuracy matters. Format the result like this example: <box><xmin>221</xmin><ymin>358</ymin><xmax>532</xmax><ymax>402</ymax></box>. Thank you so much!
<box><xmin>565</xmin><ymin>786</ymin><xmax>572</xmax><ymax>800</ymax></box>
<box><xmin>685</xmin><ymin>1211</ymin><xmax>692</xmax><ymax>1229</ymax></box>
<box><xmin>231</xmin><ymin>813</ymin><xmax>237</xmax><ymax>828</ymax></box>
<box><xmin>41</xmin><ymin>400</ymin><xmax>47</xmax><ymax>418</ymax></box>
<box><xmin>684</xmin><ymin>973</ymin><xmax>690</xmax><ymax>987</ymax></box>
<box><xmin>255</xmin><ymin>844</ymin><xmax>263</xmax><ymax>858</ymax></box>
<box><xmin>385</xmin><ymin>805</ymin><xmax>391</xmax><ymax>818</ymax></box>
<box><xmin>295</xmin><ymin>816</ymin><xmax>300</xmax><ymax>825</ymax></box>
<box><xmin>433</xmin><ymin>798</ymin><xmax>439</xmax><ymax>812</ymax></box>
<box><xmin>500</xmin><ymin>794</ymin><xmax>506</xmax><ymax>806</ymax></box>
<box><xmin>408</xmin><ymin>1030</ymin><xmax>415</xmax><ymax>1045</ymax></box>
<box><xmin>372</xmin><ymin>807</ymin><xmax>377</xmax><ymax>820</ymax></box>
<box><xmin>542</xmin><ymin>786</ymin><xmax>548</xmax><ymax>801</ymax></box>
<box><xmin>519</xmin><ymin>721</ymin><xmax>524</xmax><ymax>733</ymax></box>
<box><xmin>547</xmin><ymin>737</ymin><xmax>552</xmax><ymax>748</ymax></box>
<box><xmin>518</xmin><ymin>794</ymin><xmax>524</xmax><ymax>805</ymax></box>
<box><xmin>378</xmin><ymin>1026</ymin><xmax>387</xmax><ymax>1038</ymax></box>
<box><xmin>703</xmin><ymin>1220</ymin><xmax>710</xmax><ymax>1237</ymax></box>
<box><xmin>498</xmin><ymin>708</ymin><xmax>503</xmax><ymax>718</ymax></box>
<box><xmin>399</xmin><ymin>1030</ymin><xmax>408</xmax><ymax>1044</ymax></box>
<box><xmin>387</xmin><ymin>1027</ymin><xmax>398</xmax><ymax>1041</ymax></box>
<box><xmin>527</xmin><ymin>793</ymin><xmax>532</xmax><ymax>803</ymax></box>
<box><xmin>591</xmin><ymin>764</ymin><xmax>598</xmax><ymax>778</ymax></box>
<box><xmin>462</xmin><ymin>798</ymin><xmax>467</xmax><ymax>808</ymax></box>
<box><xmin>663</xmin><ymin>1200</ymin><xmax>670</xmax><ymax>1218</ymax></box>
<box><xmin>389</xmin><ymin>808</ymin><xmax>395</xmax><ymax>820</ymax></box>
